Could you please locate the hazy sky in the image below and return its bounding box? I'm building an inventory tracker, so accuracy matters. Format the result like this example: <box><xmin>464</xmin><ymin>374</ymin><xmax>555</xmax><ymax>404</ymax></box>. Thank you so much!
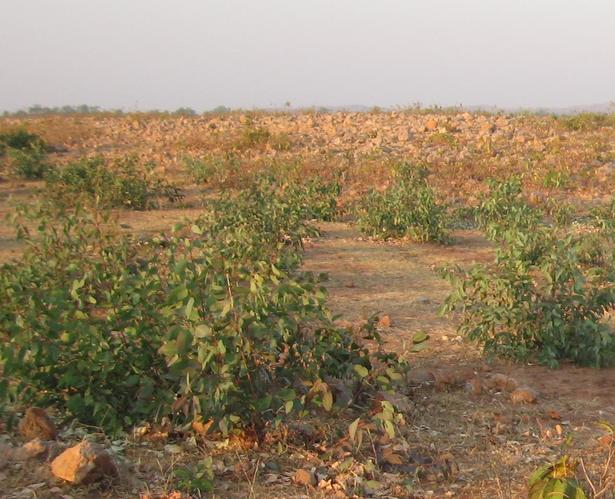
<box><xmin>1</xmin><ymin>1</ymin><xmax>614</xmax><ymax>111</ymax></box>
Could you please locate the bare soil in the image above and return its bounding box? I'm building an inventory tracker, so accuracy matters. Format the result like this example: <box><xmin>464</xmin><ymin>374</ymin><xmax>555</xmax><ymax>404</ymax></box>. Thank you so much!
<box><xmin>302</xmin><ymin>222</ymin><xmax>615</xmax><ymax>497</ymax></box>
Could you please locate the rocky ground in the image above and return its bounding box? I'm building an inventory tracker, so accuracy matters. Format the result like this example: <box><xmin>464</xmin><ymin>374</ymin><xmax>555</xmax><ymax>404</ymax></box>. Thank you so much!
<box><xmin>0</xmin><ymin>111</ymin><xmax>614</xmax><ymax>498</ymax></box>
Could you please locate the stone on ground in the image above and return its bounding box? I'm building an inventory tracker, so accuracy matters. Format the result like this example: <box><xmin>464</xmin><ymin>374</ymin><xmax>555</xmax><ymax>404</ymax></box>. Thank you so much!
<box><xmin>19</xmin><ymin>407</ymin><xmax>58</xmax><ymax>441</ymax></box>
<box><xmin>50</xmin><ymin>441</ymin><xmax>117</xmax><ymax>484</ymax></box>
<box><xmin>510</xmin><ymin>386</ymin><xmax>538</xmax><ymax>404</ymax></box>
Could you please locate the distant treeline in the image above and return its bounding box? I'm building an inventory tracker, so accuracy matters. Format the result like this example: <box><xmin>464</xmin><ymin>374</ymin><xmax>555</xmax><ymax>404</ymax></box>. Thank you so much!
<box><xmin>3</xmin><ymin>103</ymin><xmax>614</xmax><ymax>119</ymax></box>
<box><xmin>1</xmin><ymin>105</ymin><xmax>233</xmax><ymax>117</ymax></box>
<box><xmin>0</xmin><ymin>104</ymin><xmax>494</xmax><ymax>117</ymax></box>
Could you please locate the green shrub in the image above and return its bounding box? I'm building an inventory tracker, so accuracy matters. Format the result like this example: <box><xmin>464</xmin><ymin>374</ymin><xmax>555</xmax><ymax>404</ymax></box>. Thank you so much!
<box><xmin>207</xmin><ymin>105</ymin><xmax>231</xmax><ymax>114</ymax></box>
<box><xmin>542</xmin><ymin>170</ymin><xmax>570</xmax><ymax>189</ymax></box>
<box><xmin>282</xmin><ymin>177</ymin><xmax>341</xmax><ymax>222</ymax></box>
<box><xmin>184</xmin><ymin>153</ymin><xmax>241</xmax><ymax>185</ymax></box>
<box><xmin>528</xmin><ymin>456</ymin><xmax>587</xmax><ymax>499</ymax></box>
<box><xmin>0</xmin><ymin>128</ymin><xmax>47</xmax><ymax>155</ymax></box>
<box><xmin>0</xmin><ymin>129</ymin><xmax>52</xmax><ymax>179</ymax></box>
<box><xmin>174</xmin><ymin>457</ymin><xmax>214</xmax><ymax>494</ymax></box>
<box><xmin>0</xmin><ymin>205</ymin><xmax>173</xmax><ymax>431</ymax></box>
<box><xmin>270</xmin><ymin>132</ymin><xmax>293</xmax><ymax>151</ymax></box>
<box><xmin>442</xmin><ymin>224</ymin><xmax>615</xmax><ymax>367</ymax></box>
<box><xmin>158</xmin><ymin>182</ymin><xmax>395</xmax><ymax>432</ymax></box>
<box><xmin>7</xmin><ymin>146</ymin><xmax>51</xmax><ymax>179</ymax></box>
<box><xmin>173</xmin><ymin>107</ymin><xmax>196</xmax><ymax>116</ymax></box>
<box><xmin>356</xmin><ymin>163</ymin><xmax>449</xmax><ymax>242</ymax></box>
<box><xmin>445</xmin><ymin>178</ymin><xmax>615</xmax><ymax>366</ymax></box>
<box><xmin>476</xmin><ymin>176</ymin><xmax>542</xmax><ymax>241</ymax></box>
<box><xmin>1</xmin><ymin>181</ymin><xmax>402</xmax><ymax>434</ymax></box>
<box><xmin>45</xmin><ymin>156</ymin><xmax>183</xmax><ymax>209</ymax></box>
<box><xmin>592</xmin><ymin>197</ymin><xmax>615</xmax><ymax>233</ymax></box>
<box><xmin>239</xmin><ymin>126</ymin><xmax>271</xmax><ymax>149</ymax></box>
<box><xmin>558</xmin><ymin>113</ymin><xmax>615</xmax><ymax>131</ymax></box>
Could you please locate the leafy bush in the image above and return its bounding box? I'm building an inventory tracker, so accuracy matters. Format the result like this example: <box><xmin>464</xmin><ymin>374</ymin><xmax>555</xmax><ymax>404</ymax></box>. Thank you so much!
<box><xmin>529</xmin><ymin>456</ymin><xmax>587</xmax><ymax>499</ymax></box>
<box><xmin>445</xmin><ymin>177</ymin><xmax>615</xmax><ymax>366</ymax></box>
<box><xmin>7</xmin><ymin>146</ymin><xmax>51</xmax><ymax>179</ymax></box>
<box><xmin>184</xmin><ymin>153</ymin><xmax>241</xmax><ymax>185</ymax></box>
<box><xmin>442</xmin><ymin>222</ymin><xmax>615</xmax><ymax>367</ymax></box>
<box><xmin>4</xmin><ymin>105</ymin><xmax>103</xmax><ymax>117</ymax></box>
<box><xmin>356</xmin><ymin>163</ymin><xmax>449</xmax><ymax>242</ymax></box>
<box><xmin>476</xmin><ymin>176</ymin><xmax>542</xmax><ymax>241</ymax></box>
<box><xmin>282</xmin><ymin>177</ymin><xmax>341</xmax><ymax>222</ymax></box>
<box><xmin>0</xmin><ymin>205</ymin><xmax>173</xmax><ymax>431</ymax></box>
<box><xmin>207</xmin><ymin>105</ymin><xmax>231</xmax><ymax>114</ymax></box>
<box><xmin>45</xmin><ymin>156</ymin><xmax>183</xmax><ymax>209</ymax></box>
<box><xmin>542</xmin><ymin>170</ymin><xmax>570</xmax><ymax>189</ymax></box>
<box><xmin>234</xmin><ymin>125</ymin><xmax>293</xmax><ymax>151</ymax></box>
<box><xmin>270</xmin><ymin>132</ymin><xmax>293</xmax><ymax>151</ymax></box>
<box><xmin>239</xmin><ymin>126</ymin><xmax>271</xmax><ymax>149</ymax></box>
<box><xmin>592</xmin><ymin>197</ymin><xmax>615</xmax><ymax>233</ymax></box>
<box><xmin>175</xmin><ymin>457</ymin><xmax>214</xmax><ymax>493</ymax></box>
<box><xmin>1</xmin><ymin>180</ymin><xmax>401</xmax><ymax>434</ymax></box>
<box><xmin>173</xmin><ymin>107</ymin><xmax>196</xmax><ymax>116</ymax></box>
<box><xmin>0</xmin><ymin>128</ymin><xmax>48</xmax><ymax>155</ymax></box>
<box><xmin>558</xmin><ymin>113</ymin><xmax>615</xmax><ymax>131</ymax></box>
<box><xmin>0</xmin><ymin>128</ymin><xmax>52</xmax><ymax>179</ymax></box>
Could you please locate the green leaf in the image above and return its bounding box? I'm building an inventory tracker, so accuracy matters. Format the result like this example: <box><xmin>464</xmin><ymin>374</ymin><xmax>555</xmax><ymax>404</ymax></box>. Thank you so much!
<box><xmin>412</xmin><ymin>331</ymin><xmax>429</xmax><ymax>344</ymax></box>
<box><xmin>353</xmin><ymin>364</ymin><xmax>369</xmax><ymax>379</ymax></box>
<box><xmin>221</xmin><ymin>299</ymin><xmax>233</xmax><ymax>317</ymax></box>
<box><xmin>364</xmin><ymin>480</ymin><xmax>381</xmax><ymax>492</ymax></box>
<box><xmin>338</xmin><ymin>457</ymin><xmax>354</xmax><ymax>472</ymax></box>
<box><xmin>386</xmin><ymin>367</ymin><xmax>403</xmax><ymax>381</ymax></box>
<box><xmin>322</xmin><ymin>390</ymin><xmax>333</xmax><ymax>411</ymax></box>
<box><xmin>185</xmin><ymin>297</ymin><xmax>195</xmax><ymax>319</ymax></box>
<box><xmin>348</xmin><ymin>417</ymin><xmax>360</xmax><ymax>442</ymax></box>
<box><xmin>411</xmin><ymin>342</ymin><xmax>429</xmax><ymax>352</ymax></box>
<box><xmin>176</xmin><ymin>329</ymin><xmax>193</xmax><ymax>355</ymax></box>
<box><xmin>528</xmin><ymin>464</ymin><xmax>553</xmax><ymax>486</ymax></box>
<box><xmin>383</xmin><ymin>419</ymin><xmax>395</xmax><ymax>439</ymax></box>
<box><xmin>194</xmin><ymin>324</ymin><xmax>211</xmax><ymax>338</ymax></box>
<box><xmin>70</xmin><ymin>277</ymin><xmax>85</xmax><ymax>300</ymax></box>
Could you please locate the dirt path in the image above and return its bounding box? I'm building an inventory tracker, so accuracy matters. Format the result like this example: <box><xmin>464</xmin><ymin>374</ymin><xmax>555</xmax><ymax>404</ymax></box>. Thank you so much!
<box><xmin>304</xmin><ymin>222</ymin><xmax>615</xmax><ymax>413</ymax></box>
<box><xmin>303</xmin><ymin>222</ymin><xmax>493</xmax><ymax>363</ymax></box>
<box><xmin>303</xmin><ymin>222</ymin><xmax>615</xmax><ymax>497</ymax></box>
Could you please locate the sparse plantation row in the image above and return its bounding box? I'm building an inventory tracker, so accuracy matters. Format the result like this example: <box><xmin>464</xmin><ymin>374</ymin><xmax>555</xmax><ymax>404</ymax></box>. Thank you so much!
<box><xmin>1</xmin><ymin>178</ymin><xmax>402</xmax><ymax>433</ymax></box>
<box><xmin>356</xmin><ymin>163</ymin><xmax>450</xmax><ymax>243</ymax></box>
<box><xmin>0</xmin><ymin>115</ymin><xmax>614</xmax><ymax>497</ymax></box>
<box><xmin>45</xmin><ymin>156</ymin><xmax>183</xmax><ymax>210</ymax></box>
<box><xmin>0</xmin><ymin>174</ymin><xmax>425</xmax><ymax>494</ymax></box>
<box><xmin>444</xmin><ymin>177</ymin><xmax>615</xmax><ymax>367</ymax></box>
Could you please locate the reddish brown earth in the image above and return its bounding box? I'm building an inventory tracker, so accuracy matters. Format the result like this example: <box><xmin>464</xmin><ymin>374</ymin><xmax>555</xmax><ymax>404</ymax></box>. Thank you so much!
<box><xmin>304</xmin><ymin>221</ymin><xmax>615</xmax><ymax>497</ymax></box>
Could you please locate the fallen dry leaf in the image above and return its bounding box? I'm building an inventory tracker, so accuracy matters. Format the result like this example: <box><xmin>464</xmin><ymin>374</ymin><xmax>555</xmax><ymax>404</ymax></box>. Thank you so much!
<box><xmin>192</xmin><ymin>419</ymin><xmax>214</xmax><ymax>435</ymax></box>
<box><xmin>293</xmin><ymin>468</ymin><xmax>317</xmax><ymax>487</ymax></box>
<box><xmin>381</xmin><ymin>446</ymin><xmax>405</xmax><ymax>465</ymax></box>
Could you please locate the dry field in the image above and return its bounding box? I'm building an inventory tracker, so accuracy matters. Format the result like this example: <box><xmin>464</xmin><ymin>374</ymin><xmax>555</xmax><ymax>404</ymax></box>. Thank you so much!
<box><xmin>0</xmin><ymin>110</ymin><xmax>614</xmax><ymax>498</ymax></box>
